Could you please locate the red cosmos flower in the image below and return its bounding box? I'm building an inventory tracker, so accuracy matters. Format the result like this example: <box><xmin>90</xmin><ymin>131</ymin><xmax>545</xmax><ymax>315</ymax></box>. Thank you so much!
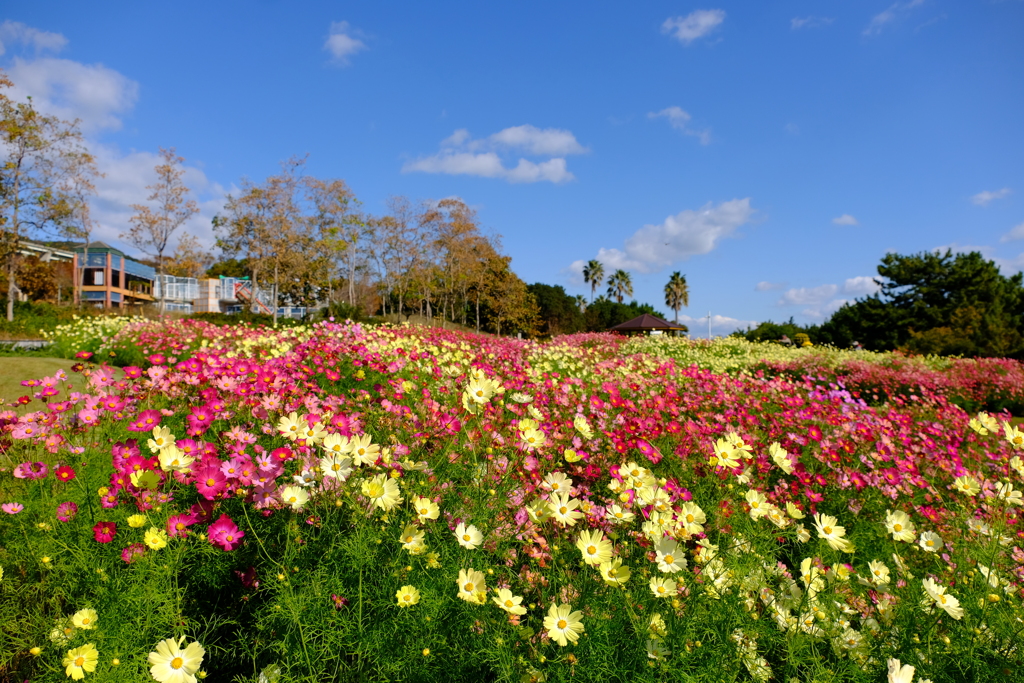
<box><xmin>208</xmin><ymin>513</ymin><xmax>244</xmax><ymax>551</ymax></box>
<box><xmin>55</xmin><ymin>465</ymin><xmax>77</xmax><ymax>482</ymax></box>
<box><xmin>74</xmin><ymin>350</ymin><xmax>94</xmax><ymax>360</ymax></box>
<box><xmin>807</xmin><ymin>425</ymin><xmax>824</xmax><ymax>442</ymax></box>
<box><xmin>17</xmin><ymin>395</ymin><xmax>31</xmax><ymax>405</ymax></box>
<box><xmin>148</xmin><ymin>354</ymin><xmax>166</xmax><ymax>365</ymax></box>
<box><xmin>270</xmin><ymin>447</ymin><xmax>294</xmax><ymax>463</ymax></box>
<box><xmin>93</xmin><ymin>521</ymin><xmax>117</xmax><ymax>543</ymax></box>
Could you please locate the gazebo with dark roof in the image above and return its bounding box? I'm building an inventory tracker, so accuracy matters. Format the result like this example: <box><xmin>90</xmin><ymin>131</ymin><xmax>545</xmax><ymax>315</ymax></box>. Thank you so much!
<box><xmin>609</xmin><ymin>313</ymin><xmax>687</xmax><ymax>334</ymax></box>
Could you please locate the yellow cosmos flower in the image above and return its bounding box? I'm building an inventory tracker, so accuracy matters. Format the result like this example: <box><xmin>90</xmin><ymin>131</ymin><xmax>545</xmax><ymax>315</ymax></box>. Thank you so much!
<box><xmin>71</xmin><ymin>609</ymin><xmax>98</xmax><ymax>630</ymax></box>
<box><xmin>492</xmin><ymin>588</ymin><xmax>527</xmax><ymax>615</ymax></box>
<box><xmin>63</xmin><ymin>642</ymin><xmax>99</xmax><ymax>680</ymax></box>
<box><xmin>456</xmin><ymin>568</ymin><xmax>487</xmax><ymax>604</ymax></box>
<box><xmin>148</xmin><ymin>636</ymin><xmax>206</xmax><ymax>683</ymax></box>
<box><xmin>412</xmin><ymin>496</ymin><xmax>439</xmax><ymax>522</ymax></box>
<box><xmin>145</xmin><ymin>527</ymin><xmax>169</xmax><ymax>550</ymax></box>
<box><xmin>544</xmin><ymin>603</ymin><xmax>584</xmax><ymax>647</ymax></box>
<box><xmin>127</xmin><ymin>514</ymin><xmax>147</xmax><ymax>528</ymax></box>
<box><xmin>575</xmin><ymin>529</ymin><xmax>613</xmax><ymax>566</ymax></box>
<box><xmin>396</xmin><ymin>585</ymin><xmax>420</xmax><ymax>607</ymax></box>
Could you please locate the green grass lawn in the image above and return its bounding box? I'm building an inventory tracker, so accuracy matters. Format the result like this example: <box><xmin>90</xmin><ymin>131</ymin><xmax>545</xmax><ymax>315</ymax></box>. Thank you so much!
<box><xmin>0</xmin><ymin>357</ymin><xmax>81</xmax><ymax>410</ymax></box>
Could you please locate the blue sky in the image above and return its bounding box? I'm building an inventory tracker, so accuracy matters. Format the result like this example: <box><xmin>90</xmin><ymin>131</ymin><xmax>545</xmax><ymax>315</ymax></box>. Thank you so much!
<box><xmin>2</xmin><ymin>1</ymin><xmax>1022</xmax><ymax>334</ymax></box>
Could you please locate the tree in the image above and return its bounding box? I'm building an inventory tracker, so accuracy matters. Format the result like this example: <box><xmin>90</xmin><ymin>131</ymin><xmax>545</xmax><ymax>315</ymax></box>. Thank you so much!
<box><xmin>818</xmin><ymin>249</ymin><xmax>1024</xmax><ymax>357</ymax></box>
<box><xmin>664</xmin><ymin>271</ymin><xmax>689</xmax><ymax>324</ymax></box>
<box><xmin>528</xmin><ymin>283</ymin><xmax>586</xmax><ymax>337</ymax></box>
<box><xmin>215</xmin><ymin>158</ymin><xmax>310</xmax><ymax>325</ymax></box>
<box><xmin>0</xmin><ymin>71</ymin><xmax>99</xmax><ymax>321</ymax></box>
<box><xmin>583</xmin><ymin>259</ymin><xmax>604</xmax><ymax>303</ymax></box>
<box><xmin>606</xmin><ymin>269</ymin><xmax>633</xmax><ymax>304</ymax></box>
<box><xmin>163</xmin><ymin>232</ymin><xmax>215</xmax><ymax>279</ymax></box>
<box><xmin>305</xmin><ymin>176</ymin><xmax>362</xmax><ymax>307</ymax></box>
<box><xmin>482</xmin><ymin>256</ymin><xmax>539</xmax><ymax>336</ymax></box>
<box><xmin>124</xmin><ymin>148</ymin><xmax>199</xmax><ymax>318</ymax></box>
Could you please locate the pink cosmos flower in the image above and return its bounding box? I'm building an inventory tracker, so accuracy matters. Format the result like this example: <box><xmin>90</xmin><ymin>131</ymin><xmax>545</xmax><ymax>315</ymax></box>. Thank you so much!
<box><xmin>166</xmin><ymin>513</ymin><xmax>197</xmax><ymax>539</ymax></box>
<box><xmin>122</xmin><ymin>366</ymin><xmax>143</xmax><ymax>378</ymax></box>
<box><xmin>194</xmin><ymin>465</ymin><xmax>228</xmax><ymax>500</ymax></box>
<box><xmin>74</xmin><ymin>350</ymin><xmax>94</xmax><ymax>360</ymax></box>
<box><xmin>121</xmin><ymin>543</ymin><xmax>146</xmax><ymax>563</ymax></box>
<box><xmin>56</xmin><ymin>501</ymin><xmax>79</xmax><ymax>522</ymax></box>
<box><xmin>13</xmin><ymin>462</ymin><xmax>48</xmax><ymax>480</ymax></box>
<box><xmin>208</xmin><ymin>513</ymin><xmax>244</xmax><ymax>551</ymax></box>
<box><xmin>2</xmin><ymin>502</ymin><xmax>25</xmax><ymax>514</ymax></box>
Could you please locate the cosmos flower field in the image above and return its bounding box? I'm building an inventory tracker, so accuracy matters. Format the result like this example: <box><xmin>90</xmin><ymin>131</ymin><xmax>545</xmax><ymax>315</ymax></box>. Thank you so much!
<box><xmin>2</xmin><ymin>319</ymin><xmax>1024</xmax><ymax>683</ymax></box>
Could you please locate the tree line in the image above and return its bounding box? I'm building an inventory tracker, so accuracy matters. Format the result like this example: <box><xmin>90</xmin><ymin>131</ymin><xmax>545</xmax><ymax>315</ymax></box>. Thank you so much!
<box><xmin>736</xmin><ymin>249</ymin><xmax>1024</xmax><ymax>359</ymax></box>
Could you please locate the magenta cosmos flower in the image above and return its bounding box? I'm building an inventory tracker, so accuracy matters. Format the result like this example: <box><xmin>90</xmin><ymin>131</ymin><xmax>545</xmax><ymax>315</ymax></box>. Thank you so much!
<box><xmin>13</xmin><ymin>462</ymin><xmax>48</xmax><ymax>480</ymax></box>
<box><xmin>121</xmin><ymin>543</ymin><xmax>146</xmax><ymax>563</ymax></box>
<box><xmin>208</xmin><ymin>513</ymin><xmax>244</xmax><ymax>551</ymax></box>
<box><xmin>56</xmin><ymin>501</ymin><xmax>79</xmax><ymax>522</ymax></box>
<box><xmin>93</xmin><ymin>521</ymin><xmax>117</xmax><ymax>543</ymax></box>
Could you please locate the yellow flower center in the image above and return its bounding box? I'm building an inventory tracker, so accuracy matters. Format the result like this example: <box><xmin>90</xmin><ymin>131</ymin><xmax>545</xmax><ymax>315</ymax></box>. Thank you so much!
<box><xmin>657</xmin><ymin>586</ymin><xmax>665</xmax><ymax>594</ymax></box>
<box><xmin>686</xmin><ymin>514</ymin><xmax>694</xmax><ymax>523</ymax></box>
<box><xmin>225</xmin><ymin>534</ymin><xmax>234</xmax><ymax>542</ymax></box>
<box><xmin>587</xmin><ymin>545</ymin><xmax>597</xmax><ymax>555</ymax></box>
<box><xmin>421</xmin><ymin>508</ymin><xmax>429</xmax><ymax>515</ymax></box>
<box><xmin>464</xmin><ymin>582</ymin><xmax>475</xmax><ymax>592</ymax></box>
<box><xmin>75</xmin><ymin>656</ymin><xmax>85</xmax><ymax>667</ymax></box>
<box><xmin>82</xmin><ymin>618</ymin><xmax>90</xmax><ymax>625</ymax></box>
<box><xmin>504</xmin><ymin>599</ymin><xmax>513</xmax><ymax>608</ymax></box>
<box><xmin>823</xmin><ymin>526</ymin><xmax>832</xmax><ymax>535</ymax></box>
<box><xmin>206</xmin><ymin>478</ymin><xmax>216</xmax><ymax>487</ymax></box>
<box><xmin>927</xmin><ymin>540</ymin><xmax>934</xmax><ymax>547</ymax></box>
<box><xmin>403</xmin><ymin>594</ymin><xmax>412</xmax><ymax>602</ymax></box>
<box><xmin>557</xmin><ymin>619</ymin><xmax>567</xmax><ymax>629</ymax></box>
<box><xmin>171</xmin><ymin>657</ymin><xmax>184</xmax><ymax>669</ymax></box>
<box><xmin>559</xmin><ymin>506</ymin><xmax>568</xmax><ymax>515</ymax></box>
<box><xmin>664</xmin><ymin>555</ymin><xmax>674</xmax><ymax>564</ymax></box>
<box><xmin>893</xmin><ymin>523</ymin><xmax>902</xmax><ymax>532</ymax></box>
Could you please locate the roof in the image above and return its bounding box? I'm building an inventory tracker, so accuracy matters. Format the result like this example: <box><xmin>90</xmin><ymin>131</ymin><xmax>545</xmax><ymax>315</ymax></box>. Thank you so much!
<box><xmin>73</xmin><ymin>241</ymin><xmax>126</xmax><ymax>257</ymax></box>
<box><xmin>609</xmin><ymin>313</ymin><xmax>687</xmax><ymax>331</ymax></box>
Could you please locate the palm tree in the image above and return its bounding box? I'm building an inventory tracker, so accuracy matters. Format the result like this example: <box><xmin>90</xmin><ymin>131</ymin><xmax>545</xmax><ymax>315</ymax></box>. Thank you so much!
<box><xmin>664</xmin><ymin>271</ymin><xmax>689</xmax><ymax>323</ymax></box>
<box><xmin>606</xmin><ymin>269</ymin><xmax>633</xmax><ymax>304</ymax></box>
<box><xmin>582</xmin><ymin>259</ymin><xmax>604</xmax><ymax>303</ymax></box>
<box><xmin>572</xmin><ymin>294</ymin><xmax>587</xmax><ymax>313</ymax></box>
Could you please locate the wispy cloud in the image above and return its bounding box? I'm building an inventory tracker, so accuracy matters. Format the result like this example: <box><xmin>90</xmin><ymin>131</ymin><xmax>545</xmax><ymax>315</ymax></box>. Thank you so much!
<box><xmin>843</xmin><ymin>276</ymin><xmax>881</xmax><ymax>296</ymax></box>
<box><xmin>1000</xmin><ymin>222</ymin><xmax>1024</xmax><ymax>243</ymax></box>
<box><xmin>5</xmin><ymin>56</ymin><xmax>139</xmax><ymax>133</ymax></box>
<box><xmin>324</xmin><ymin>21</ymin><xmax>367</xmax><ymax>65</ymax></box>
<box><xmin>971</xmin><ymin>188</ymin><xmax>1012</xmax><ymax>206</ymax></box>
<box><xmin>791</xmin><ymin>16</ymin><xmax>835</xmax><ymax>30</ymax></box>
<box><xmin>864</xmin><ymin>0</ymin><xmax>926</xmax><ymax>36</ymax></box>
<box><xmin>403</xmin><ymin>125</ymin><xmax>588</xmax><ymax>184</ymax></box>
<box><xmin>755</xmin><ymin>281</ymin><xmax>787</xmax><ymax>292</ymax></box>
<box><xmin>662</xmin><ymin>10</ymin><xmax>726</xmax><ymax>45</ymax></box>
<box><xmin>567</xmin><ymin>199</ymin><xmax>755</xmax><ymax>275</ymax></box>
<box><xmin>677</xmin><ymin>313</ymin><xmax>759</xmax><ymax>338</ymax></box>
<box><xmin>0</xmin><ymin>20</ymin><xmax>67</xmax><ymax>55</ymax></box>
<box><xmin>778</xmin><ymin>284</ymin><xmax>839</xmax><ymax>307</ymax></box>
<box><xmin>648</xmin><ymin>106</ymin><xmax>711</xmax><ymax>145</ymax></box>
<box><xmin>832</xmin><ymin>214</ymin><xmax>859</xmax><ymax>226</ymax></box>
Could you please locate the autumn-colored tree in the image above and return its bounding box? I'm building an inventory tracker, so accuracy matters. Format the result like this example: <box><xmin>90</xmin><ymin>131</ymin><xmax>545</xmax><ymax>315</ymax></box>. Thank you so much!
<box><xmin>216</xmin><ymin>158</ymin><xmax>316</xmax><ymax>324</ymax></box>
<box><xmin>664</xmin><ymin>271</ymin><xmax>689</xmax><ymax>323</ymax></box>
<box><xmin>123</xmin><ymin>148</ymin><xmax>199</xmax><ymax>318</ymax></box>
<box><xmin>483</xmin><ymin>255</ymin><xmax>540</xmax><ymax>336</ymax></box>
<box><xmin>304</xmin><ymin>176</ymin><xmax>362</xmax><ymax>307</ymax></box>
<box><xmin>419</xmin><ymin>197</ymin><xmax>485</xmax><ymax>328</ymax></box>
<box><xmin>0</xmin><ymin>70</ymin><xmax>99</xmax><ymax>321</ymax></box>
<box><xmin>163</xmin><ymin>232</ymin><xmax>215</xmax><ymax>279</ymax></box>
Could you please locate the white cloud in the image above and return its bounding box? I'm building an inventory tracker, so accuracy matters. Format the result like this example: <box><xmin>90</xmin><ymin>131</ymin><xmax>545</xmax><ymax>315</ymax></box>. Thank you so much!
<box><xmin>842</xmin><ymin>276</ymin><xmax>881</xmax><ymax>296</ymax></box>
<box><xmin>648</xmin><ymin>107</ymin><xmax>712</xmax><ymax>145</ymax></box>
<box><xmin>5</xmin><ymin>56</ymin><xmax>138</xmax><ymax>133</ymax></box>
<box><xmin>677</xmin><ymin>313</ymin><xmax>759</xmax><ymax>338</ymax></box>
<box><xmin>777</xmin><ymin>284</ymin><xmax>838</xmax><ymax>307</ymax></box>
<box><xmin>324</xmin><ymin>21</ymin><xmax>367</xmax><ymax>65</ymax></box>
<box><xmin>791</xmin><ymin>16</ymin><xmax>835</xmax><ymax>30</ymax></box>
<box><xmin>576</xmin><ymin>199</ymin><xmax>754</xmax><ymax>275</ymax></box>
<box><xmin>832</xmin><ymin>214</ymin><xmax>858</xmax><ymax>226</ymax></box>
<box><xmin>662</xmin><ymin>10</ymin><xmax>726</xmax><ymax>45</ymax></box>
<box><xmin>784</xmin><ymin>123</ymin><xmax>800</xmax><ymax>136</ymax></box>
<box><xmin>0</xmin><ymin>20</ymin><xmax>67</xmax><ymax>55</ymax></box>
<box><xmin>971</xmin><ymin>188</ymin><xmax>1011</xmax><ymax>206</ymax></box>
<box><xmin>864</xmin><ymin>0</ymin><xmax>926</xmax><ymax>36</ymax></box>
<box><xmin>88</xmin><ymin>145</ymin><xmax>226</xmax><ymax>252</ymax></box>
<box><xmin>403</xmin><ymin>125</ymin><xmax>587</xmax><ymax>184</ymax></box>
<box><xmin>755</xmin><ymin>281</ymin><xmax>787</xmax><ymax>291</ymax></box>
<box><xmin>802</xmin><ymin>298</ymin><xmax>851</xmax><ymax>322</ymax></box>
<box><xmin>1000</xmin><ymin>222</ymin><xmax>1024</xmax><ymax>243</ymax></box>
